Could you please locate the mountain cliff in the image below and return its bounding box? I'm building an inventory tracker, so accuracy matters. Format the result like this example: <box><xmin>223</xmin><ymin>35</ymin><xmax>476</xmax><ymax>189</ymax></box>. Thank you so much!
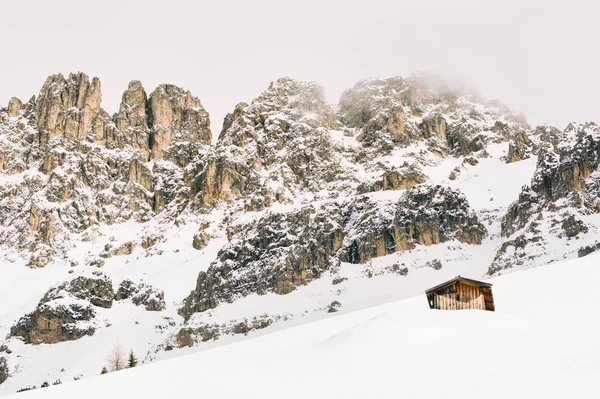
<box><xmin>0</xmin><ymin>71</ymin><xmax>597</xmax><ymax>394</ymax></box>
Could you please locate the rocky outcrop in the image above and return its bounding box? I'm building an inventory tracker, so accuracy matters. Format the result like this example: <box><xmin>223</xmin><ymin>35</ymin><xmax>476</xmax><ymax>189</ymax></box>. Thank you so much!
<box><xmin>0</xmin><ymin>72</ymin><xmax>212</xmax><ymax>266</ymax></box>
<box><xmin>9</xmin><ymin>301</ymin><xmax>96</xmax><ymax>345</ymax></box>
<box><xmin>0</xmin><ymin>357</ymin><xmax>8</xmax><ymax>385</ymax></box>
<box><xmin>490</xmin><ymin>122</ymin><xmax>600</xmax><ymax>275</ymax></box>
<box><xmin>338</xmin><ymin>77</ymin><xmax>419</xmax><ymax>150</ymax></box>
<box><xmin>191</xmin><ymin>77</ymin><xmax>351</xmax><ymax>210</ymax></box>
<box><xmin>340</xmin><ymin>185</ymin><xmax>487</xmax><ymax>264</ymax></box>
<box><xmin>192</xmin><ymin>232</ymin><xmax>211</xmax><ymax>250</ymax></box>
<box><xmin>7</xmin><ymin>97</ymin><xmax>22</xmax><ymax>117</ymax></box>
<box><xmin>148</xmin><ymin>84</ymin><xmax>211</xmax><ymax>161</ymax></box>
<box><xmin>100</xmin><ymin>241</ymin><xmax>135</xmax><ymax>259</ymax></box>
<box><xmin>502</xmin><ymin>123</ymin><xmax>600</xmax><ymax>237</ymax></box>
<box><xmin>561</xmin><ymin>215</ymin><xmax>588</xmax><ymax>238</ymax></box>
<box><xmin>338</xmin><ymin>73</ymin><xmax>531</xmax><ymax>156</ymax></box>
<box><xmin>180</xmin><ymin>185</ymin><xmax>485</xmax><ymax>320</ymax></box>
<box><xmin>111</xmin><ymin>80</ymin><xmax>150</xmax><ymax>154</ymax></box>
<box><xmin>421</xmin><ymin>115</ymin><xmax>448</xmax><ymax>141</ymax></box>
<box><xmin>34</xmin><ymin>72</ymin><xmax>103</xmax><ymax>146</ymax></box>
<box><xmin>172</xmin><ymin>314</ymin><xmax>283</xmax><ymax>348</ymax></box>
<box><xmin>578</xmin><ymin>242</ymin><xmax>600</xmax><ymax>258</ymax></box>
<box><xmin>356</xmin><ymin>164</ymin><xmax>426</xmax><ymax>194</ymax></box>
<box><xmin>115</xmin><ymin>280</ymin><xmax>165</xmax><ymax>311</ymax></box>
<box><xmin>507</xmin><ymin>131</ymin><xmax>534</xmax><ymax>163</ymax></box>
<box><xmin>41</xmin><ymin>275</ymin><xmax>114</xmax><ymax>308</ymax></box>
<box><xmin>9</xmin><ymin>274</ymin><xmax>114</xmax><ymax>344</ymax></box>
<box><xmin>179</xmin><ymin>202</ymin><xmax>346</xmax><ymax>319</ymax></box>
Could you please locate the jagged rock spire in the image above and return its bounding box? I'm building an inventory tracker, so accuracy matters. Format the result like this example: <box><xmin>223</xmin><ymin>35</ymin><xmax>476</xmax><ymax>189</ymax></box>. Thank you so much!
<box><xmin>148</xmin><ymin>84</ymin><xmax>211</xmax><ymax>160</ymax></box>
<box><xmin>7</xmin><ymin>97</ymin><xmax>22</xmax><ymax>117</ymax></box>
<box><xmin>34</xmin><ymin>72</ymin><xmax>103</xmax><ymax>146</ymax></box>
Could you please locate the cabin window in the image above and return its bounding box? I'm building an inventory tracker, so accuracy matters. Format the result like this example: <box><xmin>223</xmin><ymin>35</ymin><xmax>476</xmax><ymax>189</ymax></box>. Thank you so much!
<box><xmin>456</xmin><ymin>294</ymin><xmax>460</xmax><ymax>301</ymax></box>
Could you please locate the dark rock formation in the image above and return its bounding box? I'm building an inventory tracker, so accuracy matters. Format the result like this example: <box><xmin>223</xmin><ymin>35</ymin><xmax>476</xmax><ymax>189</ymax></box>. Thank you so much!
<box><xmin>561</xmin><ymin>215</ymin><xmax>588</xmax><ymax>238</ymax></box>
<box><xmin>341</xmin><ymin>185</ymin><xmax>487</xmax><ymax>264</ymax></box>
<box><xmin>191</xmin><ymin>77</ymin><xmax>347</xmax><ymax>210</ymax></box>
<box><xmin>173</xmin><ymin>314</ymin><xmax>282</xmax><ymax>348</ymax></box>
<box><xmin>9</xmin><ymin>274</ymin><xmax>114</xmax><ymax>344</ymax></box>
<box><xmin>327</xmin><ymin>300</ymin><xmax>342</xmax><ymax>313</ymax></box>
<box><xmin>356</xmin><ymin>165</ymin><xmax>426</xmax><ymax>194</ymax></box>
<box><xmin>578</xmin><ymin>243</ymin><xmax>600</xmax><ymax>258</ymax></box>
<box><xmin>0</xmin><ymin>357</ymin><xmax>8</xmax><ymax>385</ymax></box>
<box><xmin>180</xmin><ymin>185</ymin><xmax>485</xmax><ymax>320</ymax></box>
<box><xmin>115</xmin><ymin>280</ymin><xmax>165</xmax><ymax>311</ymax></box>
<box><xmin>179</xmin><ymin>202</ymin><xmax>345</xmax><ymax>319</ymax></box>
<box><xmin>507</xmin><ymin>131</ymin><xmax>534</xmax><ymax>163</ymax></box>
<box><xmin>502</xmin><ymin>123</ymin><xmax>600</xmax><ymax>237</ymax></box>
<box><xmin>42</xmin><ymin>275</ymin><xmax>114</xmax><ymax>308</ymax></box>
<box><xmin>490</xmin><ymin>122</ymin><xmax>600</xmax><ymax>275</ymax></box>
<box><xmin>0</xmin><ymin>72</ymin><xmax>212</xmax><ymax>266</ymax></box>
<box><xmin>9</xmin><ymin>302</ymin><xmax>96</xmax><ymax>345</ymax></box>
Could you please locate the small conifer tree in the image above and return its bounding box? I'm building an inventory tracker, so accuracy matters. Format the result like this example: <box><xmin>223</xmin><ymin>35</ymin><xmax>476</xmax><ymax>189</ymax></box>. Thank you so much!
<box><xmin>101</xmin><ymin>366</ymin><xmax>108</xmax><ymax>375</ymax></box>
<box><xmin>127</xmin><ymin>350</ymin><xmax>138</xmax><ymax>368</ymax></box>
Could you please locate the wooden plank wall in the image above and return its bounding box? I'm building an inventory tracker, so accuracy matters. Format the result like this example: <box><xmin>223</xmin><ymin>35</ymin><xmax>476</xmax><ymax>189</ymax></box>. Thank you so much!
<box><xmin>482</xmin><ymin>287</ymin><xmax>495</xmax><ymax>311</ymax></box>
<box><xmin>435</xmin><ymin>282</ymin><xmax>486</xmax><ymax>310</ymax></box>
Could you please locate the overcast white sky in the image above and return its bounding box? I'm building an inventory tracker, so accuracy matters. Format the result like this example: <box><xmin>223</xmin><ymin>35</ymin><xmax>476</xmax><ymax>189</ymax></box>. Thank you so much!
<box><xmin>1</xmin><ymin>0</ymin><xmax>598</xmax><ymax>134</ymax></box>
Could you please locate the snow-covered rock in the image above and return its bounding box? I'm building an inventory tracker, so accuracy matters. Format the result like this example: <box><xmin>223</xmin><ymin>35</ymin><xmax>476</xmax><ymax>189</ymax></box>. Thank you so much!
<box><xmin>1</xmin><ymin>70</ymin><xmax>598</xmax><ymax>394</ymax></box>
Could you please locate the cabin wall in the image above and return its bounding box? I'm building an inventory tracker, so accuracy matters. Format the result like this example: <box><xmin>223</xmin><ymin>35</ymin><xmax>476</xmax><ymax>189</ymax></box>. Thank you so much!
<box><xmin>434</xmin><ymin>282</ymin><xmax>487</xmax><ymax>310</ymax></box>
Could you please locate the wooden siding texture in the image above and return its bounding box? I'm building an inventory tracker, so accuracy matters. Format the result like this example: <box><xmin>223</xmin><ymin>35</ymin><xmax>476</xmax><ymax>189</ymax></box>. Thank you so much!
<box><xmin>435</xmin><ymin>282</ymin><xmax>488</xmax><ymax>310</ymax></box>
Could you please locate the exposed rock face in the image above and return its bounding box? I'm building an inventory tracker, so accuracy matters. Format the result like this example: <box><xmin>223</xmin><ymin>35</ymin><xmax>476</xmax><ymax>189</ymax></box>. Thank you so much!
<box><xmin>338</xmin><ymin>73</ymin><xmax>531</xmax><ymax>156</ymax></box>
<box><xmin>115</xmin><ymin>280</ymin><xmax>165</xmax><ymax>311</ymax></box>
<box><xmin>112</xmin><ymin>80</ymin><xmax>150</xmax><ymax>154</ymax></box>
<box><xmin>34</xmin><ymin>73</ymin><xmax>103</xmax><ymax>146</ymax></box>
<box><xmin>172</xmin><ymin>314</ymin><xmax>282</xmax><ymax>348</ymax></box>
<box><xmin>340</xmin><ymin>185</ymin><xmax>487</xmax><ymax>264</ymax></box>
<box><xmin>421</xmin><ymin>115</ymin><xmax>448</xmax><ymax>141</ymax></box>
<box><xmin>339</xmin><ymin>77</ymin><xmax>415</xmax><ymax>150</ymax></box>
<box><xmin>561</xmin><ymin>215</ymin><xmax>588</xmax><ymax>238</ymax></box>
<box><xmin>9</xmin><ymin>300</ymin><xmax>96</xmax><ymax>345</ymax></box>
<box><xmin>394</xmin><ymin>184</ymin><xmax>487</xmax><ymax>246</ymax></box>
<box><xmin>9</xmin><ymin>274</ymin><xmax>114</xmax><ymax>344</ymax></box>
<box><xmin>490</xmin><ymin>122</ymin><xmax>600</xmax><ymax>275</ymax></box>
<box><xmin>0</xmin><ymin>357</ymin><xmax>8</xmax><ymax>385</ymax></box>
<box><xmin>180</xmin><ymin>185</ymin><xmax>485</xmax><ymax>320</ymax></box>
<box><xmin>578</xmin><ymin>242</ymin><xmax>600</xmax><ymax>258</ymax></box>
<box><xmin>0</xmin><ymin>72</ymin><xmax>212</xmax><ymax>266</ymax></box>
<box><xmin>501</xmin><ymin>123</ymin><xmax>600</xmax><ymax>237</ymax></box>
<box><xmin>507</xmin><ymin>131</ymin><xmax>534</xmax><ymax>163</ymax></box>
<box><xmin>192</xmin><ymin>232</ymin><xmax>211</xmax><ymax>250</ymax></box>
<box><xmin>148</xmin><ymin>84</ymin><xmax>211</xmax><ymax>161</ymax></box>
<box><xmin>101</xmin><ymin>241</ymin><xmax>135</xmax><ymax>258</ymax></box>
<box><xmin>7</xmin><ymin>97</ymin><xmax>22</xmax><ymax>117</ymax></box>
<box><xmin>41</xmin><ymin>275</ymin><xmax>115</xmax><ymax>308</ymax></box>
<box><xmin>191</xmin><ymin>77</ymin><xmax>351</xmax><ymax>210</ymax></box>
<box><xmin>179</xmin><ymin>202</ymin><xmax>345</xmax><ymax>319</ymax></box>
<box><xmin>356</xmin><ymin>165</ymin><xmax>426</xmax><ymax>194</ymax></box>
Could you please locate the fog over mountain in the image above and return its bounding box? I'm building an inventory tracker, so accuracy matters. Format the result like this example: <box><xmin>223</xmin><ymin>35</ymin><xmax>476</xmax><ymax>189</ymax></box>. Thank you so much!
<box><xmin>1</xmin><ymin>0</ymin><xmax>599</xmax><ymax>133</ymax></box>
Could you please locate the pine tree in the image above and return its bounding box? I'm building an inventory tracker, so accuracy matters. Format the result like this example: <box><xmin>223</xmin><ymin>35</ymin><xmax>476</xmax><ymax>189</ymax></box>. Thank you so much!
<box><xmin>127</xmin><ymin>350</ymin><xmax>138</xmax><ymax>368</ymax></box>
<box><xmin>101</xmin><ymin>366</ymin><xmax>108</xmax><ymax>375</ymax></box>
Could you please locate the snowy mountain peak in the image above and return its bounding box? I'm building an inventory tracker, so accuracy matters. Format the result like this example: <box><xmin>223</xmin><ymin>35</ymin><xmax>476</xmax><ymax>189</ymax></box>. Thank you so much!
<box><xmin>1</xmin><ymin>71</ymin><xmax>600</xmax><ymax>395</ymax></box>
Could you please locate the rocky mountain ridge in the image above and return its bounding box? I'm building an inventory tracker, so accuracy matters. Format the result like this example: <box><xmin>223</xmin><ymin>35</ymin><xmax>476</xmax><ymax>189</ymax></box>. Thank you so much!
<box><xmin>0</xmin><ymin>71</ymin><xmax>598</xmax><ymax>394</ymax></box>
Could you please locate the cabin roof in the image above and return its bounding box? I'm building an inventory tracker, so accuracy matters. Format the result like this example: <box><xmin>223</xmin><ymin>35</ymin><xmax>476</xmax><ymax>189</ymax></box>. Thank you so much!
<box><xmin>425</xmin><ymin>276</ymin><xmax>492</xmax><ymax>294</ymax></box>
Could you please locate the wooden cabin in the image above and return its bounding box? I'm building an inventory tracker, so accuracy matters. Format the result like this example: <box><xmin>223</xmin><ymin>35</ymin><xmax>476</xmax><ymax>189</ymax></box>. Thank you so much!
<box><xmin>425</xmin><ymin>276</ymin><xmax>495</xmax><ymax>311</ymax></box>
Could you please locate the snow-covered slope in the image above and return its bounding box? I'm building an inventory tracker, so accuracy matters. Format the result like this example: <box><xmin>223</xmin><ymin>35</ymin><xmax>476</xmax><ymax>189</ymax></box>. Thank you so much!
<box><xmin>1</xmin><ymin>71</ymin><xmax>599</xmax><ymax>395</ymax></box>
<box><xmin>8</xmin><ymin>252</ymin><xmax>600</xmax><ymax>399</ymax></box>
